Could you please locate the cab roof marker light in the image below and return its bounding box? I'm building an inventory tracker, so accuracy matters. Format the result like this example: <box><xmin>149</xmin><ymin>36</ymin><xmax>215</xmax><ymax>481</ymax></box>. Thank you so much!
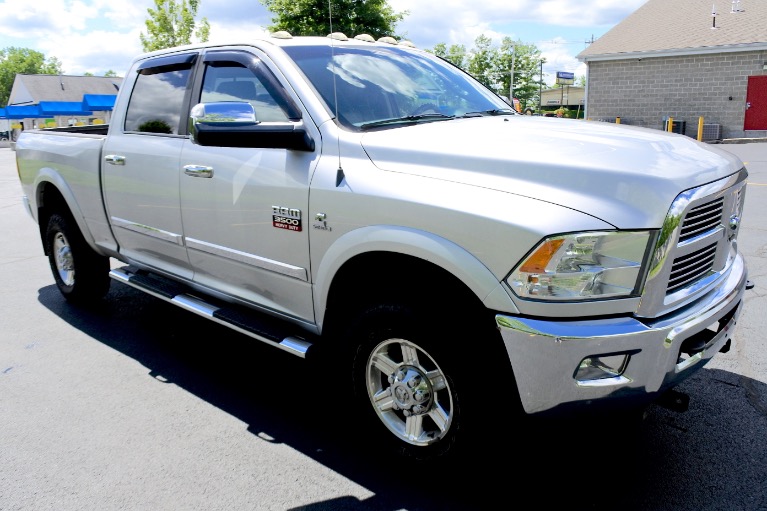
<box><xmin>377</xmin><ymin>36</ymin><xmax>398</xmax><ymax>45</ymax></box>
<box><xmin>328</xmin><ymin>32</ymin><xmax>349</xmax><ymax>41</ymax></box>
<box><xmin>354</xmin><ymin>34</ymin><xmax>375</xmax><ymax>42</ymax></box>
<box><xmin>271</xmin><ymin>31</ymin><xmax>292</xmax><ymax>39</ymax></box>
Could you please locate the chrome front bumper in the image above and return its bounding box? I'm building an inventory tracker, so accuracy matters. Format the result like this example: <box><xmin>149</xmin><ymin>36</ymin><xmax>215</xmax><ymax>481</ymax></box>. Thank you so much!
<box><xmin>496</xmin><ymin>253</ymin><xmax>747</xmax><ymax>415</ymax></box>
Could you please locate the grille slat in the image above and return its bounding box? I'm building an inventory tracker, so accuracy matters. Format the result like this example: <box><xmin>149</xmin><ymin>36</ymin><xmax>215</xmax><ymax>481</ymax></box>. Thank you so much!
<box><xmin>678</xmin><ymin>198</ymin><xmax>723</xmax><ymax>242</ymax></box>
<box><xmin>667</xmin><ymin>243</ymin><xmax>717</xmax><ymax>293</ymax></box>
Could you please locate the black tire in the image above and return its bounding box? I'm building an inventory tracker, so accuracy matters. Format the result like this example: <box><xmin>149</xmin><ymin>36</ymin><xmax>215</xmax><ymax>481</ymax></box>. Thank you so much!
<box><xmin>44</xmin><ymin>212</ymin><xmax>110</xmax><ymax>303</ymax></box>
<box><xmin>346</xmin><ymin>302</ymin><xmax>510</xmax><ymax>463</ymax></box>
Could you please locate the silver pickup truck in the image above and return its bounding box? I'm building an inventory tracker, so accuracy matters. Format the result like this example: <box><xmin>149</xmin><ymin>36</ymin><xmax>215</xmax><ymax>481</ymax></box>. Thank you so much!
<box><xmin>15</xmin><ymin>33</ymin><xmax>749</xmax><ymax>463</ymax></box>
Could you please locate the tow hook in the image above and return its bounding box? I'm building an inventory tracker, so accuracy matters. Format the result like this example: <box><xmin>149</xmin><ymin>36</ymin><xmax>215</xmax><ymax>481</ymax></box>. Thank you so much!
<box><xmin>656</xmin><ymin>389</ymin><xmax>690</xmax><ymax>413</ymax></box>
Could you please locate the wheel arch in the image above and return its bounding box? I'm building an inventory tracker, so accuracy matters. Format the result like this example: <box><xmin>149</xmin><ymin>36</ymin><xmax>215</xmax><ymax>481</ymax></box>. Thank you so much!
<box><xmin>33</xmin><ymin>172</ymin><xmax>94</xmax><ymax>256</ymax></box>
<box><xmin>315</xmin><ymin>225</ymin><xmax>519</xmax><ymax>334</ymax></box>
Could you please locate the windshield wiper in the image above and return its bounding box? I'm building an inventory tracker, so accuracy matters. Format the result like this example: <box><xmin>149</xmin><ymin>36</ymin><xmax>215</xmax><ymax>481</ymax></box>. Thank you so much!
<box><xmin>359</xmin><ymin>113</ymin><xmax>455</xmax><ymax>130</ymax></box>
<box><xmin>462</xmin><ymin>108</ymin><xmax>516</xmax><ymax>117</ymax></box>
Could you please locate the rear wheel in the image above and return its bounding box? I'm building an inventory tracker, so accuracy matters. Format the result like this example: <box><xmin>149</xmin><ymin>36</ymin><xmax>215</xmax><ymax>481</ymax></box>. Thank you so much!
<box><xmin>45</xmin><ymin>212</ymin><xmax>110</xmax><ymax>303</ymax></box>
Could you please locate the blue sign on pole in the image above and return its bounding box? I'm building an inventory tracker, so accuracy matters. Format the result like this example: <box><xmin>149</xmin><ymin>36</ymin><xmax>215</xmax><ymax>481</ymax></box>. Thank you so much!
<box><xmin>556</xmin><ymin>71</ymin><xmax>575</xmax><ymax>85</ymax></box>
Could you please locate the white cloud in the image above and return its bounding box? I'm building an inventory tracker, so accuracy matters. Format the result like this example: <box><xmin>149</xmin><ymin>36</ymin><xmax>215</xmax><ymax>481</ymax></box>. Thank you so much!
<box><xmin>0</xmin><ymin>0</ymin><xmax>646</xmax><ymax>81</ymax></box>
<box><xmin>39</xmin><ymin>28</ymin><xmax>144</xmax><ymax>75</ymax></box>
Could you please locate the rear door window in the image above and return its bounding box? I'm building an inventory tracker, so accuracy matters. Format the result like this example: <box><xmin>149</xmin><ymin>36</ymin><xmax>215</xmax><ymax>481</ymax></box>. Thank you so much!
<box><xmin>124</xmin><ymin>53</ymin><xmax>197</xmax><ymax>134</ymax></box>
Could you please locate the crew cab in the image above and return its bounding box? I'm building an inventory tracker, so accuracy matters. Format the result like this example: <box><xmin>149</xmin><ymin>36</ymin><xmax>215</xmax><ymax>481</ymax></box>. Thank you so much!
<box><xmin>15</xmin><ymin>32</ymin><xmax>749</xmax><ymax>463</ymax></box>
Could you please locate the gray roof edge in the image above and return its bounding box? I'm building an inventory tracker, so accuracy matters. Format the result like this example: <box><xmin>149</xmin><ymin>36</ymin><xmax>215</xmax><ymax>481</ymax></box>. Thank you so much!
<box><xmin>579</xmin><ymin>42</ymin><xmax>767</xmax><ymax>62</ymax></box>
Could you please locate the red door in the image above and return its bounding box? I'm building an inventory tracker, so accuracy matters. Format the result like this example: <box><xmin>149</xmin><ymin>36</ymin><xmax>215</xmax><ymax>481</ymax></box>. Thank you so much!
<box><xmin>744</xmin><ymin>75</ymin><xmax>767</xmax><ymax>130</ymax></box>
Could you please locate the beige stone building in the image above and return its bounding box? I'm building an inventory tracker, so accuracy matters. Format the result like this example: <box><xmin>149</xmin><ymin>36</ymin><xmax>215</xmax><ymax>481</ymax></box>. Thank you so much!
<box><xmin>578</xmin><ymin>0</ymin><xmax>767</xmax><ymax>140</ymax></box>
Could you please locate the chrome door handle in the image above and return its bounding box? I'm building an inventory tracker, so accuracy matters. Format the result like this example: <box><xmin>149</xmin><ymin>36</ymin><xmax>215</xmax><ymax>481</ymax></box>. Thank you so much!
<box><xmin>183</xmin><ymin>164</ymin><xmax>214</xmax><ymax>178</ymax></box>
<box><xmin>105</xmin><ymin>154</ymin><xmax>125</xmax><ymax>165</ymax></box>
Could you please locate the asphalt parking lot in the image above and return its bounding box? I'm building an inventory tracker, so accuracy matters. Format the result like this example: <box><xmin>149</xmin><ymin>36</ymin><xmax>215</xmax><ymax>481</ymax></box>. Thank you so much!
<box><xmin>1</xmin><ymin>140</ymin><xmax>766</xmax><ymax>510</ymax></box>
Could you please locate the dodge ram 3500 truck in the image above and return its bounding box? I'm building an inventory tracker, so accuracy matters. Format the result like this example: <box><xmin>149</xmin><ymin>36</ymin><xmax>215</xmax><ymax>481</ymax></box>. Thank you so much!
<box><xmin>16</xmin><ymin>33</ymin><xmax>749</xmax><ymax>463</ymax></box>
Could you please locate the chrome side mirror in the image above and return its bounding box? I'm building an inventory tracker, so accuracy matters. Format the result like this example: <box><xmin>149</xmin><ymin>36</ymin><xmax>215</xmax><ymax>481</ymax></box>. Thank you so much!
<box><xmin>189</xmin><ymin>102</ymin><xmax>258</xmax><ymax>143</ymax></box>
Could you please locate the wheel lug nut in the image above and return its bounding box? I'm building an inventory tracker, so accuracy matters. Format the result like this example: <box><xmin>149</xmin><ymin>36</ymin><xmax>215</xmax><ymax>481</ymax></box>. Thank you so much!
<box><xmin>407</xmin><ymin>375</ymin><xmax>421</xmax><ymax>388</ymax></box>
<box><xmin>396</xmin><ymin>370</ymin><xmax>406</xmax><ymax>381</ymax></box>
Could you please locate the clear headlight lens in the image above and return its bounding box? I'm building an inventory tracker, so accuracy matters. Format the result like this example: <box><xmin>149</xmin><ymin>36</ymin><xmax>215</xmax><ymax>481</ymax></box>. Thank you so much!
<box><xmin>507</xmin><ymin>231</ymin><xmax>653</xmax><ymax>301</ymax></box>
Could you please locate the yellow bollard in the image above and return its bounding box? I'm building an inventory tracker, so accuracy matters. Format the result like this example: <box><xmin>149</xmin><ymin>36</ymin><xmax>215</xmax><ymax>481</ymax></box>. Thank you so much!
<box><xmin>616</xmin><ymin>117</ymin><xmax>621</xmax><ymax>124</ymax></box>
<box><xmin>667</xmin><ymin>116</ymin><xmax>674</xmax><ymax>133</ymax></box>
<box><xmin>697</xmin><ymin>116</ymin><xmax>704</xmax><ymax>141</ymax></box>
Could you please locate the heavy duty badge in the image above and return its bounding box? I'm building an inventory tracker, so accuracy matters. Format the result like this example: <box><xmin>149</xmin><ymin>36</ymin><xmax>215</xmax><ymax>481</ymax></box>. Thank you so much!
<box><xmin>272</xmin><ymin>206</ymin><xmax>302</xmax><ymax>232</ymax></box>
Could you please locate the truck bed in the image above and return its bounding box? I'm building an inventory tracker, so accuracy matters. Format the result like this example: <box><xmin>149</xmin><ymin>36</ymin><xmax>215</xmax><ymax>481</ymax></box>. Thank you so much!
<box><xmin>15</xmin><ymin>128</ymin><xmax>115</xmax><ymax>255</ymax></box>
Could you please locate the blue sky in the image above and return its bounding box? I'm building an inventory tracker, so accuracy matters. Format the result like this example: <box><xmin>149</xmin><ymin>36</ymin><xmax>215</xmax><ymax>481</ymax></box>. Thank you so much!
<box><xmin>0</xmin><ymin>0</ymin><xmax>648</xmax><ymax>85</ymax></box>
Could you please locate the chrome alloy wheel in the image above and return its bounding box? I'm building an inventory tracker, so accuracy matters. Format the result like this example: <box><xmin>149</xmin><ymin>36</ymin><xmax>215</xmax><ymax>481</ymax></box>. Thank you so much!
<box><xmin>52</xmin><ymin>232</ymin><xmax>75</xmax><ymax>286</ymax></box>
<box><xmin>366</xmin><ymin>338</ymin><xmax>453</xmax><ymax>446</ymax></box>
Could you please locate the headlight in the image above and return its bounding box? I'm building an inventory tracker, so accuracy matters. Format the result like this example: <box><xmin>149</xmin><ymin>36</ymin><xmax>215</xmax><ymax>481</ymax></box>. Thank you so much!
<box><xmin>507</xmin><ymin>231</ymin><xmax>654</xmax><ymax>301</ymax></box>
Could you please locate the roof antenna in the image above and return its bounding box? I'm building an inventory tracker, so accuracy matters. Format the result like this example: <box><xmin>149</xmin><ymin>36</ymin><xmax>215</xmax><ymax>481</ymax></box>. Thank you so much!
<box><xmin>329</xmin><ymin>1</ymin><xmax>345</xmax><ymax>187</ymax></box>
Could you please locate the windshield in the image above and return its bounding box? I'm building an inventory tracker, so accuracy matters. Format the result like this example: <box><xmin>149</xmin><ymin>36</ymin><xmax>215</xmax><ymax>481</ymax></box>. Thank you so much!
<box><xmin>283</xmin><ymin>44</ymin><xmax>512</xmax><ymax>130</ymax></box>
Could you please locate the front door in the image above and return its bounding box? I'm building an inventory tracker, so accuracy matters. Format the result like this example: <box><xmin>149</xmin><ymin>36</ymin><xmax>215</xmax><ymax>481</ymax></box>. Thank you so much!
<box><xmin>744</xmin><ymin>75</ymin><xmax>767</xmax><ymax>131</ymax></box>
<box><xmin>179</xmin><ymin>49</ymin><xmax>319</xmax><ymax>322</ymax></box>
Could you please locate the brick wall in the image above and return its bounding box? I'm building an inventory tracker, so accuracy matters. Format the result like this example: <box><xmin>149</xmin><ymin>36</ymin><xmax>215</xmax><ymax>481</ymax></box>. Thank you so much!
<box><xmin>585</xmin><ymin>50</ymin><xmax>767</xmax><ymax>139</ymax></box>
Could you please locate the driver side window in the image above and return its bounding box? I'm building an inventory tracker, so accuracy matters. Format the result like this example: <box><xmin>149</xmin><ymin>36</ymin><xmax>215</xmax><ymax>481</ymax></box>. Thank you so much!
<box><xmin>200</xmin><ymin>63</ymin><xmax>290</xmax><ymax>122</ymax></box>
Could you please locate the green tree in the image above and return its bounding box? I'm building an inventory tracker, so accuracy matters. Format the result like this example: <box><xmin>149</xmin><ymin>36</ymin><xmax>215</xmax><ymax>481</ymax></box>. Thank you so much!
<box><xmin>430</xmin><ymin>42</ymin><xmax>468</xmax><ymax>69</ymax></box>
<box><xmin>466</xmin><ymin>34</ymin><xmax>494</xmax><ymax>88</ymax></box>
<box><xmin>498</xmin><ymin>38</ymin><xmax>543</xmax><ymax>110</ymax></box>
<box><xmin>260</xmin><ymin>0</ymin><xmax>407</xmax><ymax>39</ymax></box>
<box><xmin>140</xmin><ymin>0</ymin><xmax>211</xmax><ymax>52</ymax></box>
<box><xmin>0</xmin><ymin>47</ymin><xmax>63</xmax><ymax>107</ymax></box>
<box><xmin>428</xmin><ymin>35</ymin><xmax>544</xmax><ymax>111</ymax></box>
<box><xmin>84</xmin><ymin>70</ymin><xmax>119</xmax><ymax>77</ymax></box>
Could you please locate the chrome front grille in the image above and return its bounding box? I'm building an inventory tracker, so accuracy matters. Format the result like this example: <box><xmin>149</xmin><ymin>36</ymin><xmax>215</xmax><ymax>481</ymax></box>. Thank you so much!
<box><xmin>636</xmin><ymin>168</ymin><xmax>748</xmax><ymax>319</ymax></box>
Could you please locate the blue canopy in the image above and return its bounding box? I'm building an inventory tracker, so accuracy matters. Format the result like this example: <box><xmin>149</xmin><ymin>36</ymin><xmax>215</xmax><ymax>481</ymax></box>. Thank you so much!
<box><xmin>3</xmin><ymin>105</ymin><xmax>42</xmax><ymax>119</ymax></box>
<box><xmin>38</xmin><ymin>101</ymin><xmax>93</xmax><ymax>116</ymax></box>
<box><xmin>82</xmin><ymin>94</ymin><xmax>117</xmax><ymax>110</ymax></box>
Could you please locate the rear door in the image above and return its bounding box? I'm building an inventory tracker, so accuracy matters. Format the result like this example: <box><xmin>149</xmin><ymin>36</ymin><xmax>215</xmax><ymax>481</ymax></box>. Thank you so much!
<box><xmin>178</xmin><ymin>48</ymin><xmax>320</xmax><ymax>322</ymax></box>
<box><xmin>102</xmin><ymin>52</ymin><xmax>198</xmax><ymax>278</ymax></box>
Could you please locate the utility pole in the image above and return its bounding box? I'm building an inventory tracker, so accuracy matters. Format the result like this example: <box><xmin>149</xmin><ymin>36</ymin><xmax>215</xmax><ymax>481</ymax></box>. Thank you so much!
<box><xmin>509</xmin><ymin>45</ymin><xmax>515</xmax><ymax>103</ymax></box>
<box><xmin>538</xmin><ymin>59</ymin><xmax>544</xmax><ymax>112</ymax></box>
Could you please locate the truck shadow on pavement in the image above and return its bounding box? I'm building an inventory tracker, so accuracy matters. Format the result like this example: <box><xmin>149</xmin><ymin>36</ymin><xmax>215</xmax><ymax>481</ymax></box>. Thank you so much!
<box><xmin>38</xmin><ymin>282</ymin><xmax>767</xmax><ymax>511</ymax></box>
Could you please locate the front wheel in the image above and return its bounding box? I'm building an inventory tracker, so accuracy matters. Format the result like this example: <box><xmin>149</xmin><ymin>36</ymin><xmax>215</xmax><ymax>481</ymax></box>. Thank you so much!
<box><xmin>365</xmin><ymin>336</ymin><xmax>456</xmax><ymax>451</ymax></box>
<box><xmin>45</xmin><ymin>213</ymin><xmax>110</xmax><ymax>303</ymax></box>
<box><xmin>348</xmin><ymin>303</ymin><xmax>506</xmax><ymax>463</ymax></box>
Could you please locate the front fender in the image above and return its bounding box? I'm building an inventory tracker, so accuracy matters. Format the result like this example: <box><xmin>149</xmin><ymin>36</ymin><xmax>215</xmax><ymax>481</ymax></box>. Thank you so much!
<box><xmin>312</xmin><ymin>225</ymin><xmax>519</xmax><ymax>329</ymax></box>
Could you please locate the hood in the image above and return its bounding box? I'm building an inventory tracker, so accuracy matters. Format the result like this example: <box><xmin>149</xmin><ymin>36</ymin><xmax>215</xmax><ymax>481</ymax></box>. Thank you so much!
<box><xmin>359</xmin><ymin>116</ymin><xmax>743</xmax><ymax>228</ymax></box>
